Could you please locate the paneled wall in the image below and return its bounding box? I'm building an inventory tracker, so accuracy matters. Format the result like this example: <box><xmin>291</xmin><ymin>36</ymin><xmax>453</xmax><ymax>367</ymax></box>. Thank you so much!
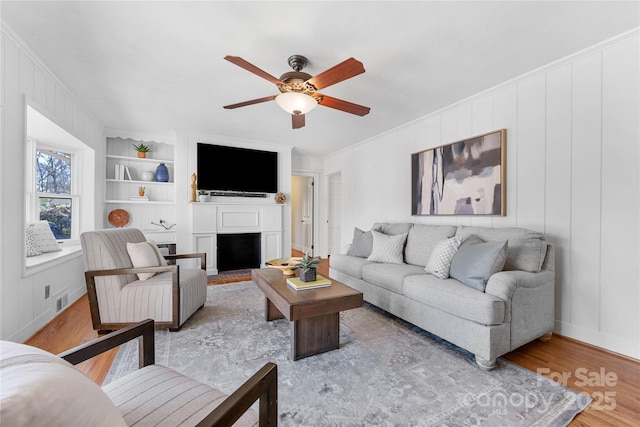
<box><xmin>324</xmin><ymin>30</ymin><xmax>639</xmax><ymax>358</ymax></box>
<box><xmin>1</xmin><ymin>26</ymin><xmax>105</xmax><ymax>341</ymax></box>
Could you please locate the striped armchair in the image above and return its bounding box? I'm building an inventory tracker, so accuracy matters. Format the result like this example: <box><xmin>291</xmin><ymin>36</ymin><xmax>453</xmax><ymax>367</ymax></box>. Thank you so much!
<box><xmin>80</xmin><ymin>228</ymin><xmax>207</xmax><ymax>331</ymax></box>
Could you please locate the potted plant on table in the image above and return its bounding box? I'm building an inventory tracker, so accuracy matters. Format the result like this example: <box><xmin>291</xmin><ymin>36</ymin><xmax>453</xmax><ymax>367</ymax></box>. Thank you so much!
<box><xmin>133</xmin><ymin>143</ymin><xmax>151</xmax><ymax>158</ymax></box>
<box><xmin>198</xmin><ymin>190</ymin><xmax>209</xmax><ymax>202</ymax></box>
<box><xmin>298</xmin><ymin>252</ymin><xmax>320</xmax><ymax>282</ymax></box>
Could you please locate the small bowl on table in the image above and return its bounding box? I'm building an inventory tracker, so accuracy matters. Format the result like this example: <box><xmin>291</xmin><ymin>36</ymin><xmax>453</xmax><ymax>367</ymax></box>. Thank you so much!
<box><xmin>265</xmin><ymin>257</ymin><xmax>302</xmax><ymax>276</ymax></box>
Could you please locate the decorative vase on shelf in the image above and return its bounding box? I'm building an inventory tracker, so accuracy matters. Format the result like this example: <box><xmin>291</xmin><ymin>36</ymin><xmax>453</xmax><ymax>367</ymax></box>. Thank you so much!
<box><xmin>155</xmin><ymin>163</ymin><xmax>169</xmax><ymax>182</ymax></box>
<box><xmin>141</xmin><ymin>171</ymin><xmax>154</xmax><ymax>181</ymax></box>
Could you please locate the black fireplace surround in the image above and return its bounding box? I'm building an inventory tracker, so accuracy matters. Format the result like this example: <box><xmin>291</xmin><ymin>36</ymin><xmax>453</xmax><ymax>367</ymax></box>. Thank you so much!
<box><xmin>217</xmin><ymin>233</ymin><xmax>261</xmax><ymax>272</ymax></box>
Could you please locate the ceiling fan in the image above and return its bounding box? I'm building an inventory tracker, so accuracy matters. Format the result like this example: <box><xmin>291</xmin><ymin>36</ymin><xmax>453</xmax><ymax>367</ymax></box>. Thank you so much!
<box><xmin>223</xmin><ymin>55</ymin><xmax>370</xmax><ymax>129</ymax></box>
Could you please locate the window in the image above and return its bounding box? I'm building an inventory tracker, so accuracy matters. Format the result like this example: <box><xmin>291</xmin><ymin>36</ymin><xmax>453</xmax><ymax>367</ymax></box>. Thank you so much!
<box><xmin>36</xmin><ymin>148</ymin><xmax>74</xmax><ymax>239</ymax></box>
<box><xmin>25</xmin><ymin>105</ymin><xmax>94</xmax><ymax>252</ymax></box>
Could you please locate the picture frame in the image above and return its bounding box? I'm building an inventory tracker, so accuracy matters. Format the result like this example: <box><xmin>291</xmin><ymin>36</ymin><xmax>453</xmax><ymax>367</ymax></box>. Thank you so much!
<box><xmin>411</xmin><ymin>129</ymin><xmax>506</xmax><ymax>216</ymax></box>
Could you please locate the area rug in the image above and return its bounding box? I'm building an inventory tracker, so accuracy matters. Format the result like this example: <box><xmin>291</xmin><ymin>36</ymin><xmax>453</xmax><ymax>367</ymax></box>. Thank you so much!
<box><xmin>105</xmin><ymin>281</ymin><xmax>590</xmax><ymax>426</ymax></box>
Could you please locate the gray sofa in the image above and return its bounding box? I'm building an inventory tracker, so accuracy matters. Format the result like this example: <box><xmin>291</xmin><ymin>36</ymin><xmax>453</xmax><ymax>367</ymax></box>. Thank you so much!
<box><xmin>329</xmin><ymin>223</ymin><xmax>555</xmax><ymax>370</ymax></box>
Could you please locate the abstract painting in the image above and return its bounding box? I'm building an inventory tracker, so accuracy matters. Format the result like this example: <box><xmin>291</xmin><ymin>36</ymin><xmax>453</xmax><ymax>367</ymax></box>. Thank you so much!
<box><xmin>412</xmin><ymin>129</ymin><xmax>506</xmax><ymax>216</ymax></box>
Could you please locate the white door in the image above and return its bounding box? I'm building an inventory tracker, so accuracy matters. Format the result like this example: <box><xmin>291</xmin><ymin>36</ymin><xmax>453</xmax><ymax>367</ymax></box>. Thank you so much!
<box><xmin>327</xmin><ymin>172</ymin><xmax>341</xmax><ymax>256</ymax></box>
<box><xmin>301</xmin><ymin>177</ymin><xmax>314</xmax><ymax>255</ymax></box>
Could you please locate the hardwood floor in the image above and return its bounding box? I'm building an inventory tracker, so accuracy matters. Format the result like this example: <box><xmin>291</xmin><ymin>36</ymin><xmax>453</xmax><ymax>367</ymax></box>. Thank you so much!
<box><xmin>25</xmin><ymin>253</ymin><xmax>639</xmax><ymax>426</ymax></box>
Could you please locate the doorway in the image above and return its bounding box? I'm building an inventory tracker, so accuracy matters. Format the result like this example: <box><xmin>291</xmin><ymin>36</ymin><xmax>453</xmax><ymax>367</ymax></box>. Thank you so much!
<box><xmin>291</xmin><ymin>175</ymin><xmax>314</xmax><ymax>255</ymax></box>
<box><xmin>327</xmin><ymin>172</ymin><xmax>341</xmax><ymax>256</ymax></box>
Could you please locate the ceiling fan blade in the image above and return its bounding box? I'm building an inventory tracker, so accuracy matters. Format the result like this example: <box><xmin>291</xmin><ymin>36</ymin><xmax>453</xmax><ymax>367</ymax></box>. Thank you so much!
<box><xmin>292</xmin><ymin>114</ymin><xmax>305</xmax><ymax>129</ymax></box>
<box><xmin>224</xmin><ymin>56</ymin><xmax>284</xmax><ymax>85</ymax></box>
<box><xmin>318</xmin><ymin>95</ymin><xmax>370</xmax><ymax>116</ymax></box>
<box><xmin>223</xmin><ymin>95</ymin><xmax>277</xmax><ymax>109</ymax></box>
<box><xmin>307</xmin><ymin>58</ymin><xmax>365</xmax><ymax>90</ymax></box>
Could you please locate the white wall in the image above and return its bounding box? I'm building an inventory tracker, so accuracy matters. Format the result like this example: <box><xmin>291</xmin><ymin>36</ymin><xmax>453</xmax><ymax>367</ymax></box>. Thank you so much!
<box><xmin>1</xmin><ymin>26</ymin><xmax>105</xmax><ymax>341</ymax></box>
<box><xmin>324</xmin><ymin>30</ymin><xmax>640</xmax><ymax>359</ymax></box>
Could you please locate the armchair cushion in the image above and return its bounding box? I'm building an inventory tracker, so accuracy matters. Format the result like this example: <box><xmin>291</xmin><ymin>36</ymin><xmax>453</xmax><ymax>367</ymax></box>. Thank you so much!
<box><xmin>103</xmin><ymin>365</ymin><xmax>258</xmax><ymax>427</ymax></box>
<box><xmin>0</xmin><ymin>341</ymin><xmax>126</xmax><ymax>426</ymax></box>
<box><xmin>126</xmin><ymin>241</ymin><xmax>168</xmax><ymax>280</ymax></box>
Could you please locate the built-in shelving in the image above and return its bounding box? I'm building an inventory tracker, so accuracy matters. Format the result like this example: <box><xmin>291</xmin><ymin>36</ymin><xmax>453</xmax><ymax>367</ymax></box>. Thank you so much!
<box><xmin>105</xmin><ymin>137</ymin><xmax>177</xmax><ymax>242</ymax></box>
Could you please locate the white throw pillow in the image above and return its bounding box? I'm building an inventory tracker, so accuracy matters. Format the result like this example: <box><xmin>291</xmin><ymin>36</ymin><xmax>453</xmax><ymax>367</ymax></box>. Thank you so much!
<box><xmin>425</xmin><ymin>236</ymin><xmax>463</xmax><ymax>279</ymax></box>
<box><xmin>126</xmin><ymin>241</ymin><xmax>168</xmax><ymax>280</ymax></box>
<box><xmin>27</xmin><ymin>221</ymin><xmax>62</xmax><ymax>253</ymax></box>
<box><xmin>25</xmin><ymin>225</ymin><xmax>42</xmax><ymax>257</ymax></box>
<box><xmin>367</xmin><ymin>230</ymin><xmax>407</xmax><ymax>264</ymax></box>
<box><xmin>450</xmin><ymin>235</ymin><xmax>508</xmax><ymax>292</ymax></box>
<box><xmin>0</xmin><ymin>341</ymin><xmax>126</xmax><ymax>427</ymax></box>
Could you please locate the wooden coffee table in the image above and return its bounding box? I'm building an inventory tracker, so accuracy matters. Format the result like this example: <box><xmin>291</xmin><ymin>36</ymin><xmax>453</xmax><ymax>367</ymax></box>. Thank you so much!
<box><xmin>252</xmin><ymin>268</ymin><xmax>363</xmax><ymax>360</ymax></box>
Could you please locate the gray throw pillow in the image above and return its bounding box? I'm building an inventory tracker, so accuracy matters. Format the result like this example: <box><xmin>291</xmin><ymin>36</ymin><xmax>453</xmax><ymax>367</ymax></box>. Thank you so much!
<box><xmin>347</xmin><ymin>227</ymin><xmax>374</xmax><ymax>258</ymax></box>
<box><xmin>449</xmin><ymin>236</ymin><xmax>508</xmax><ymax>292</ymax></box>
<box><xmin>367</xmin><ymin>230</ymin><xmax>407</xmax><ymax>264</ymax></box>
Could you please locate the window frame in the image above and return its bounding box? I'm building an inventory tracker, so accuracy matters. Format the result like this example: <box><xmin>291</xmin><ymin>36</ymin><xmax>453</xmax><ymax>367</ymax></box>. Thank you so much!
<box><xmin>27</xmin><ymin>138</ymin><xmax>81</xmax><ymax>245</ymax></box>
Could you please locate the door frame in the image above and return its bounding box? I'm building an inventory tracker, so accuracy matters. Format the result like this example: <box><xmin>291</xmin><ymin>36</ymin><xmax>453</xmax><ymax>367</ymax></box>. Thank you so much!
<box><xmin>291</xmin><ymin>170</ymin><xmax>320</xmax><ymax>257</ymax></box>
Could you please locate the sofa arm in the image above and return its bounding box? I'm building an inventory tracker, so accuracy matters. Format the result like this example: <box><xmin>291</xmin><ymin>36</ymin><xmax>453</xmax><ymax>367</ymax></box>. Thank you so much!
<box><xmin>485</xmin><ymin>270</ymin><xmax>555</xmax><ymax>301</ymax></box>
<box><xmin>485</xmin><ymin>269</ymin><xmax>555</xmax><ymax>327</ymax></box>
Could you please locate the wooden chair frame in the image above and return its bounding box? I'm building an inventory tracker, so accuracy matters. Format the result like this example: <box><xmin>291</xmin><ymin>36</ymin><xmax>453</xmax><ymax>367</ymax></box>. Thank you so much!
<box><xmin>85</xmin><ymin>253</ymin><xmax>206</xmax><ymax>332</ymax></box>
<box><xmin>59</xmin><ymin>319</ymin><xmax>278</xmax><ymax>427</ymax></box>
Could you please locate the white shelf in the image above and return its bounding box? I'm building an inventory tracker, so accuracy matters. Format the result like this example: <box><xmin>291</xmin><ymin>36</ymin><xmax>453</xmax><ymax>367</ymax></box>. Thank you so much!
<box><xmin>106</xmin><ymin>200</ymin><xmax>176</xmax><ymax>205</ymax></box>
<box><xmin>106</xmin><ymin>137</ymin><xmax>177</xmax><ymax>232</ymax></box>
<box><xmin>106</xmin><ymin>154</ymin><xmax>174</xmax><ymax>164</ymax></box>
<box><xmin>106</xmin><ymin>179</ymin><xmax>174</xmax><ymax>185</ymax></box>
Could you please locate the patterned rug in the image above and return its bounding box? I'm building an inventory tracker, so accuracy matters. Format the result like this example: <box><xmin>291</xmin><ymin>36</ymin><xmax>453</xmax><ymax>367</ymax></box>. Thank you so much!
<box><xmin>105</xmin><ymin>281</ymin><xmax>590</xmax><ymax>426</ymax></box>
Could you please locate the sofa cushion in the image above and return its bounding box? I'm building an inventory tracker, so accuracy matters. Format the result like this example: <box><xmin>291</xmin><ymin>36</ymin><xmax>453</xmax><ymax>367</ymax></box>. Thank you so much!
<box><xmin>347</xmin><ymin>227</ymin><xmax>374</xmax><ymax>258</ymax></box>
<box><xmin>455</xmin><ymin>226</ymin><xmax>546</xmax><ymax>272</ymax></box>
<box><xmin>362</xmin><ymin>262</ymin><xmax>426</xmax><ymax>294</ymax></box>
<box><xmin>403</xmin><ymin>275</ymin><xmax>505</xmax><ymax>326</ymax></box>
<box><xmin>405</xmin><ymin>224</ymin><xmax>457</xmax><ymax>267</ymax></box>
<box><xmin>449</xmin><ymin>236</ymin><xmax>508</xmax><ymax>291</ymax></box>
<box><xmin>425</xmin><ymin>236</ymin><xmax>463</xmax><ymax>279</ymax></box>
<box><xmin>330</xmin><ymin>254</ymin><xmax>374</xmax><ymax>280</ymax></box>
<box><xmin>127</xmin><ymin>241</ymin><xmax>168</xmax><ymax>280</ymax></box>
<box><xmin>0</xmin><ymin>341</ymin><xmax>126</xmax><ymax>427</ymax></box>
<box><xmin>367</xmin><ymin>230</ymin><xmax>407</xmax><ymax>264</ymax></box>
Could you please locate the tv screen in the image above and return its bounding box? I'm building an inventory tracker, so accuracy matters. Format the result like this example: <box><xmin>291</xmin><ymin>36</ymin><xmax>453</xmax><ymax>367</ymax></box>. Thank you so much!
<box><xmin>197</xmin><ymin>143</ymin><xmax>278</xmax><ymax>193</ymax></box>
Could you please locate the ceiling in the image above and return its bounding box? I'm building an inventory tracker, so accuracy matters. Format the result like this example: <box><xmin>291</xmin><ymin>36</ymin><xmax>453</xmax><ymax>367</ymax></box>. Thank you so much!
<box><xmin>2</xmin><ymin>1</ymin><xmax>638</xmax><ymax>157</ymax></box>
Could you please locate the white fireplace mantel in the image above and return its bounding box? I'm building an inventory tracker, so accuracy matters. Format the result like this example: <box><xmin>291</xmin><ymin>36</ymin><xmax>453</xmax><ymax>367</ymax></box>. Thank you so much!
<box><xmin>188</xmin><ymin>202</ymin><xmax>283</xmax><ymax>274</ymax></box>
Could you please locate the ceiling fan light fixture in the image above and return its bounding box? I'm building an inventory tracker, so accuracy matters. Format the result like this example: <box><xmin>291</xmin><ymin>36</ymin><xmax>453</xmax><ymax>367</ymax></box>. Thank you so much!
<box><xmin>275</xmin><ymin>92</ymin><xmax>318</xmax><ymax>115</ymax></box>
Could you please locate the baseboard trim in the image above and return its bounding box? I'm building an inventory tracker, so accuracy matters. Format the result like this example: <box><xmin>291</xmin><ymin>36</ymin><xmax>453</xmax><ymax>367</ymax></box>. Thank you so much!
<box><xmin>554</xmin><ymin>320</ymin><xmax>639</xmax><ymax>360</ymax></box>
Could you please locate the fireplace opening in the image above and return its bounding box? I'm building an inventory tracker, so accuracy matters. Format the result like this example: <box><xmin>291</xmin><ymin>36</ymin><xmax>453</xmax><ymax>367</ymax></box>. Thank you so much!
<box><xmin>217</xmin><ymin>233</ymin><xmax>261</xmax><ymax>272</ymax></box>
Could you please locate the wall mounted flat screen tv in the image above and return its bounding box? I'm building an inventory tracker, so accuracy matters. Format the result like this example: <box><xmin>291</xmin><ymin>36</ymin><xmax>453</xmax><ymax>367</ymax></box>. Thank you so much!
<box><xmin>197</xmin><ymin>143</ymin><xmax>278</xmax><ymax>193</ymax></box>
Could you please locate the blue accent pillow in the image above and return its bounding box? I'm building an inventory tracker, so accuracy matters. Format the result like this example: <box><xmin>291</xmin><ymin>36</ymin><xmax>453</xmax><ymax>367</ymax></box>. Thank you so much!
<box><xmin>449</xmin><ymin>235</ymin><xmax>508</xmax><ymax>291</ymax></box>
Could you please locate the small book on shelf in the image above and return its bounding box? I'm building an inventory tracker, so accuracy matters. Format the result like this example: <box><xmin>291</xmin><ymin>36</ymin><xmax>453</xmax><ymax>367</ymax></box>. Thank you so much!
<box><xmin>286</xmin><ymin>275</ymin><xmax>332</xmax><ymax>291</ymax></box>
<box><xmin>129</xmin><ymin>195</ymin><xmax>149</xmax><ymax>201</ymax></box>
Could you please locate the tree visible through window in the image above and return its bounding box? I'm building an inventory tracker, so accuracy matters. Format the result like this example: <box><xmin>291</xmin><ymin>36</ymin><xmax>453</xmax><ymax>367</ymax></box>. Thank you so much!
<box><xmin>36</xmin><ymin>149</ymin><xmax>72</xmax><ymax>239</ymax></box>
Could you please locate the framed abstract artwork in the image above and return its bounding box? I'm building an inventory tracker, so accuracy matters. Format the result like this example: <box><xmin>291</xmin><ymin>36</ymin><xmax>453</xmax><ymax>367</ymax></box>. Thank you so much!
<box><xmin>411</xmin><ymin>129</ymin><xmax>506</xmax><ymax>216</ymax></box>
